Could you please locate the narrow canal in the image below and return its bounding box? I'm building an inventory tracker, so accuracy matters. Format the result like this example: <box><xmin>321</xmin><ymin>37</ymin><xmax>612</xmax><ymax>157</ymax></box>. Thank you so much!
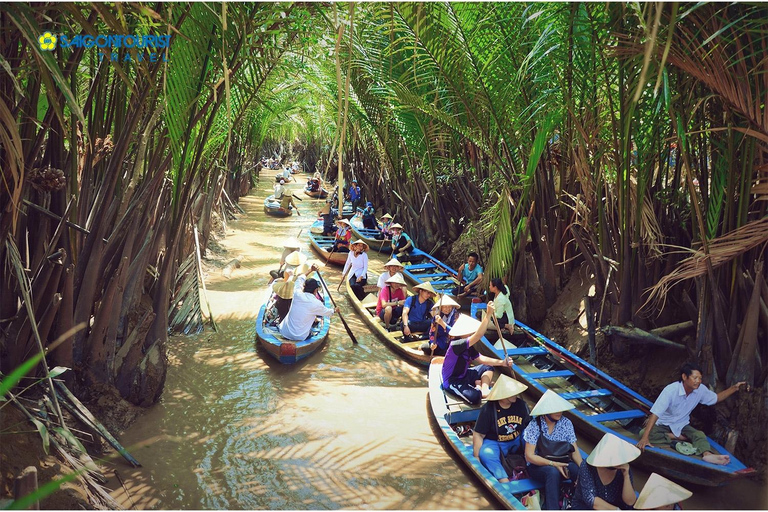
<box><xmin>109</xmin><ymin>172</ymin><xmax>766</xmax><ymax>510</ymax></box>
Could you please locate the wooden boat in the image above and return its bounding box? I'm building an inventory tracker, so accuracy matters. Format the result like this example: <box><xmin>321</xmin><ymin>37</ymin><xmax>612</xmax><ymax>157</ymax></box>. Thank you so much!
<box><xmin>428</xmin><ymin>357</ymin><xmax>536</xmax><ymax>510</ymax></box>
<box><xmin>304</xmin><ymin>187</ymin><xmax>328</xmax><ymax>199</ymax></box>
<box><xmin>349</xmin><ymin>216</ymin><xmax>392</xmax><ymax>254</ymax></box>
<box><xmin>307</xmin><ymin>220</ymin><xmax>347</xmax><ymax>267</ymax></box>
<box><xmin>344</xmin><ymin>272</ymin><xmax>429</xmax><ymax>366</ymax></box>
<box><xmin>469</xmin><ymin>302</ymin><xmax>756</xmax><ymax>487</ymax></box>
<box><xmin>264</xmin><ymin>195</ymin><xmax>293</xmax><ymax>217</ymax></box>
<box><xmin>254</xmin><ymin>289</ymin><xmax>332</xmax><ymax>364</ymax></box>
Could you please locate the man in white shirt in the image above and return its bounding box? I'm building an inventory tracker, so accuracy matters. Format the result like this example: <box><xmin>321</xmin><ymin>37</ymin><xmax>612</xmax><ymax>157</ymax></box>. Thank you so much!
<box><xmin>636</xmin><ymin>362</ymin><xmax>745</xmax><ymax>465</ymax></box>
<box><xmin>274</xmin><ymin>179</ymin><xmax>286</xmax><ymax>200</ymax></box>
<box><xmin>278</xmin><ymin>264</ymin><xmax>338</xmax><ymax>341</ymax></box>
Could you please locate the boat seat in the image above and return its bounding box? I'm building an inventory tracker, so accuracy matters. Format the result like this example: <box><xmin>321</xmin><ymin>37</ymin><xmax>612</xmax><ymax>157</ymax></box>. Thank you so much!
<box><xmin>526</xmin><ymin>370</ymin><xmax>574</xmax><ymax>379</ymax></box>
<box><xmin>560</xmin><ymin>389</ymin><xmax>613</xmax><ymax>400</ymax></box>
<box><xmin>506</xmin><ymin>347</ymin><xmax>548</xmax><ymax>356</ymax></box>
<box><xmin>590</xmin><ymin>410</ymin><xmax>647</xmax><ymax>422</ymax></box>
<box><xmin>429</xmin><ymin>279</ymin><xmax>455</xmax><ymax>286</ymax></box>
<box><xmin>418</xmin><ymin>272</ymin><xmax>450</xmax><ymax>278</ymax></box>
<box><xmin>405</xmin><ymin>263</ymin><xmax>436</xmax><ymax>270</ymax></box>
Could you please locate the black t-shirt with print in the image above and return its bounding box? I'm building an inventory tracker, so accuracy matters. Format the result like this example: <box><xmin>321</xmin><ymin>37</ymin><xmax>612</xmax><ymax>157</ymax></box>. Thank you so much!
<box><xmin>474</xmin><ymin>398</ymin><xmax>529</xmax><ymax>442</ymax></box>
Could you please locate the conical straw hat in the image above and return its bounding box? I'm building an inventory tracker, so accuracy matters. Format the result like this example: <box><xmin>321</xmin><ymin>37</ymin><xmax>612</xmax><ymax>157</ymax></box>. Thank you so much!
<box><xmin>285</xmin><ymin>251</ymin><xmax>307</xmax><ymax>266</ymax></box>
<box><xmin>431</xmin><ymin>294</ymin><xmax>460</xmax><ymax>309</ymax></box>
<box><xmin>292</xmin><ymin>262</ymin><xmax>310</xmax><ymax>276</ymax></box>
<box><xmin>283</xmin><ymin>239</ymin><xmax>301</xmax><ymax>249</ymax></box>
<box><xmin>384</xmin><ymin>258</ymin><xmax>404</xmax><ymax>268</ymax></box>
<box><xmin>413</xmin><ymin>282</ymin><xmax>437</xmax><ymax>295</ymax></box>
<box><xmin>586</xmin><ymin>433</ymin><xmax>641</xmax><ymax>467</ymax></box>
<box><xmin>381</xmin><ymin>213</ymin><xmax>393</xmax><ymax>219</ymax></box>
<box><xmin>337</xmin><ymin>218</ymin><xmax>351</xmax><ymax>225</ymax></box>
<box><xmin>634</xmin><ymin>473</ymin><xmax>692</xmax><ymax>510</ymax></box>
<box><xmin>350</xmin><ymin>239</ymin><xmax>369</xmax><ymax>250</ymax></box>
<box><xmin>530</xmin><ymin>389</ymin><xmax>575</xmax><ymax>416</ymax></box>
<box><xmin>487</xmin><ymin>374</ymin><xmax>528</xmax><ymax>401</ymax></box>
<box><xmin>385</xmin><ymin>273</ymin><xmax>406</xmax><ymax>286</ymax></box>
<box><xmin>448</xmin><ymin>314</ymin><xmax>482</xmax><ymax>338</ymax></box>
<box><xmin>390</xmin><ymin>223</ymin><xmax>403</xmax><ymax>230</ymax></box>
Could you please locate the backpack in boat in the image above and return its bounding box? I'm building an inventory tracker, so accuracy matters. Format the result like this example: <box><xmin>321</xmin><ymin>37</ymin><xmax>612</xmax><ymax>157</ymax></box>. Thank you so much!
<box><xmin>494</xmin><ymin>402</ymin><xmax>530</xmax><ymax>480</ymax></box>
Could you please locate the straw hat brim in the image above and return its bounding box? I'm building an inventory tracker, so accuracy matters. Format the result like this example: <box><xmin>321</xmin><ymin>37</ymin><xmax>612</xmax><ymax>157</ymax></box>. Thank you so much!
<box><xmin>285</xmin><ymin>252</ymin><xmax>307</xmax><ymax>266</ymax></box>
<box><xmin>586</xmin><ymin>433</ymin><xmax>641</xmax><ymax>467</ymax></box>
<box><xmin>385</xmin><ymin>273</ymin><xmax>406</xmax><ymax>285</ymax></box>
<box><xmin>351</xmin><ymin>239</ymin><xmax>369</xmax><ymax>249</ymax></box>
<box><xmin>337</xmin><ymin>219</ymin><xmax>351</xmax><ymax>225</ymax></box>
<box><xmin>283</xmin><ymin>239</ymin><xmax>301</xmax><ymax>249</ymax></box>
<box><xmin>390</xmin><ymin>223</ymin><xmax>403</xmax><ymax>230</ymax></box>
<box><xmin>634</xmin><ymin>473</ymin><xmax>692</xmax><ymax>510</ymax></box>
<box><xmin>384</xmin><ymin>258</ymin><xmax>404</xmax><ymax>268</ymax></box>
<box><xmin>292</xmin><ymin>262</ymin><xmax>310</xmax><ymax>276</ymax></box>
<box><xmin>381</xmin><ymin>214</ymin><xmax>393</xmax><ymax>219</ymax></box>
<box><xmin>529</xmin><ymin>389</ymin><xmax>576</xmax><ymax>416</ymax></box>
<box><xmin>431</xmin><ymin>294</ymin><xmax>460</xmax><ymax>309</ymax></box>
<box><xmin>413</xmin><ymin>282</ymin><xmax>437</xmax><ymax>295</ymax></box>
<box><xmin>448</xmin><ymin>314</ymin><xmax>482</xmax><ymax>338</ymax></box>
<box><xmin>487</xmin><ymin>374</ymin><xmax>528</xmax><ymax>401</ymax></box>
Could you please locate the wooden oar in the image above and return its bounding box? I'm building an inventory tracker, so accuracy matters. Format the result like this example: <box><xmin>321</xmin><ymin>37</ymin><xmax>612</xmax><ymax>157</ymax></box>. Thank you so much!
<box><xmin>292</xmin><ymin>193</ymin><xmax>303</xmax><ymax>201</ymax></box>
<box><xmin>337</xmin><ymin>265</ymin><xmax>351</xmax><ymax>292</ymax></box>
<box><xmin>430</xmin><ymin>293</ymin><xmax>445</xmax><ymax>357</ymax></box>
<box><xmin>487</xmin><ymin>302</ymin><xmax>510</xmax><ymax>362</ymax></box>
<box><xmin>316</xmin><ymin>270</ymin><xmax>358</xmax><ymax>345</ymax></box>
<box><xmin>324</xmin><ymin>242</ymin><xmax>338</xmax><ymax>267</ymax></box>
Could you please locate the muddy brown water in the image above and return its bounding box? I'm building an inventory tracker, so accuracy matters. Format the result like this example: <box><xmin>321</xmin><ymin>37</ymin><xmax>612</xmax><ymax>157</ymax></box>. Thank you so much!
<box><xmin>110</xmin><ymin>173</ymin><xmax>767</xmax><ymax>510</ymax></box>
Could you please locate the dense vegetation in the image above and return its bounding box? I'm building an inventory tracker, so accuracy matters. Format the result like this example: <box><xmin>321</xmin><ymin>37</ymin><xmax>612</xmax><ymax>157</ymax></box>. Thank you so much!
<box><xmin>1</xmin><ymin>1</ymin><xmax>766</xmax><ymax>479</ymax></box>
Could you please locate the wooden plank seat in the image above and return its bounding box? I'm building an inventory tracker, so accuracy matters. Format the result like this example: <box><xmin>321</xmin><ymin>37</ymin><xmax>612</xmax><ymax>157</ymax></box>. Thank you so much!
<box><xmin>590</xmin><ymin>410</ymin><xmax>647</xmax><ymax>422</ymax></box>
<box><xmin>429</xmin><ymin>279</ymin><xmax>456</xmax><ymax>286</ymax></box>
<box><xmin>506</xmin><ymin>347</ymin><xmax>548</xmax><ymax>356</ymax></box>
<box><xmin>526</xmin><ymin>370</ymin><xmax>574</xmax><ymax>379</ymax></box>
<box><xmin>405</xmin><ymin>262</ymin><xmax>436</xmax><ymax>270</ymax></box>
<box><xmin>419</xmin><ymin>272</ymin><xmax>450</xmax><ymax>278</ymax></box>
<box><xmin>560</xmin><ymin>389</ymin><xmax>613</xmax><ymax>400</ymax></box>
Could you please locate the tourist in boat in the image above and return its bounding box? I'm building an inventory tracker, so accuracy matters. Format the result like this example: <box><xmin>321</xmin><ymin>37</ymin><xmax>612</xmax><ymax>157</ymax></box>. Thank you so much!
<box><xmin>269</xmin><ymin>240</ymin><xmax>303</xmax><ymax>283</ymax></box>
<box><xmin>375</xmin><ymin>213</ymin><xmax>394</xmax><ymax>240</ymax></box>
<box><xmin>572</xmin><ymin>433</ymin><xmax>640</xmax><ymax>510</ymax></box>
<box><xmin>441</xmin><ymin>305</ymin><xmax>512</xmax><ymax>405</ymax></box>
<box><xmin>473</xmin><ymin>374</ymin><xmax>530</xmax><ymax>482</ymax></box>
<box><xmin>270</xmin><ymin>261</ymin><xmax>308</xmax><ymax>322</ymax></box>
<box><xmin>421</xmin><ymin>294</ymin><xmax>460</xmax><ymax>356</ymax></box>
<box><xmin>635</xmin><ymin>362</ymin><xmax>746</xmax><ymax>465</ymax></box>
<box><xmin>348</xmin><ymin>179</ymin><xmax>362</xmax><ymax>211</ymax></box>
<box><xmin>454</xmin><ymin>252</ymin><xmax>484</xmax><ymax>298</ymax></box>
<box><xmin>376</xmin><ymin>273</ymin><xmax>407</xmax><ymax>328</ymax></box>
<box><xmin>318</xmin><ymin>200</ymin><xmax>337</xmax><ymax>236</ymax></box>
<box><xmin>343</xmin><ymin>240</ymin><xmax>369</xmax><ymax>300</ymax></box>
<box><xmin>389</xmin><ymin>223</ymin><xmax>415</xmax><ymax>258</ymax></box>
<box><xmin>401</xmin><ymin>282</ymin><xmax>437</xmax><ymax>340</ymax></box>
<box><xmin>276</xmin><ymin>166</ymin><xmax>293</xmax><ymax>183</ymax></box>
<box><xmin>634</xmin><ymin>473</ymin><xmax>692</xmax><ymax>510</ymax></box>
<box><xmin>376</xmin><ymin>258</ymin><xmax>405</xmax><ymax>290</ymax></box>
<box><xmin>274</xmin><ymin>178</ymin><xmax>286</xmax><ymax>200</ymax></box>
<box><xmin>279</xmin><ymin>193</ymin><xmax>299</xmax><ymax>215</ymax></box>
<box><xmin>278</xmin><ymin>264</ymin><xmax>339</xmax><ymax>341</ymax></box>
<box><xmin>361</xmin><ymin>202</ymin><xmax>377</xmax><ymax>229</ymax></box>
<box><xmin>523</xmin><ymin>389</ymin><xmax>583</xmax><ymax>510</ymax></box>
<box><xmin>331</xmin><ymin>218</ymin><xmax>352</xmax><ymax>252</ymax></box>
<box><xmin>489</xmin><ymin>278</ymin><xmax>515</xmax><ymax>336</ymax></box>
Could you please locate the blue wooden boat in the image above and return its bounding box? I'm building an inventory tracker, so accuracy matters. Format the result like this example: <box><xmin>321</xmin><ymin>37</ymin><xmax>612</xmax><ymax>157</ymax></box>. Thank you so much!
<box><xmin>399</xmin><ymin>249</ymin><xmax>460</xmax><ymax>295</ymax></box>
<box><xmin>264</xmin><ymin>194</ymin><xmax>293</xmax><ymax>217</ymax></box>
<box><xmin>307</xmin><ymin>220</ymin><xmax>347</xmax><ymax>267</ymax></box>
<box><xmin>348</xmin><ymin>216</ymin><xmax>391</xmax><ymax>254</ymax></box>
<box><xmin>470</xmin><ymin>302</ymin><xmax>756</xmax><ymax>487</ymax></box>
<box><xmin>254</xmin><ymin>290</ymin><xmax>332</xmax><ymax>364</ymax></box>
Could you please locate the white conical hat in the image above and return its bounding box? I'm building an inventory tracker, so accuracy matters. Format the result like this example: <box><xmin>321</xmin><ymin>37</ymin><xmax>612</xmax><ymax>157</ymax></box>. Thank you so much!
<box><xmin>634</xmin><ymin>473</ymin><xmax>692</xmax><ymax>510</ymax></box>
<box><xmin>384</xmin><ymin>258</ymin><xmax>404</xmax><ymax>268</ymax></box>
<box><xmin>350</xmin><ymin>239</ymin><xmax>369</xmax><ymax>250</ymax></box>
<box><xmin>385</xmin><ymin>273</ymin><xmax>406</xmax><ymax>286</ymax></box>
<box><xmin>431</xmin><ymin>294</ymin><xmax>460</xmax><ymax>309</ymax></box>
<box><xmin>337</xmin><ymin>218</ymin><xmax>351</xmax><ymax>225</ymax></box>
<box><xmin>487</xmin><ymin>374</ymin><xmax>528</xmax><ymax>401</ymax></box>
<box><xmin>413</xmin><ymin>282</ymin><xmax>437</xmax><ymax>295</ymax></box>
<box><xmin>285</xmin><ymin>251</ymin><xmax>307</xmax><ymax>266</ymax></box>
<box><xmin>283</xmin><ymin>239</ymin><xmax>301</xmax><ymax>249</ymax></box>
<box><xmin>381</xmin><ymin>213</ymin><xmax>393</xmax><ymax>219</ymax></box>
<box><xmin>390</xmin><ymin>223</ymin><xmax>403</xmax><ymax>230</ymax></box>
<box><xmin>529</xmin><ymin>389</ymin><xmax>575</xmax><ymax>416</ymax></box>
<box><xmin>448</xmin><ymin>314</ymin><xmax>482</xmax><ymax>338</ymax></box>
<box><xmin>586</xmin><ymin>433</ymin><xmax>641</xmax><ymax>467</ymax></box>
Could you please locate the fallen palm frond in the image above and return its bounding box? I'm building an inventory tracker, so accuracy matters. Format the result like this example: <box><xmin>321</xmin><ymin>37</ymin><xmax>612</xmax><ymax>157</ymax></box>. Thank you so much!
<box><xmin>168</xmin><ymin>253</ymin><xmax>205</xmax><ymax>335</ymax></box>
<box><xmin>642</xmin><ymin>217</ymin><xmax>768</xmax><ymax>312</ymax></box>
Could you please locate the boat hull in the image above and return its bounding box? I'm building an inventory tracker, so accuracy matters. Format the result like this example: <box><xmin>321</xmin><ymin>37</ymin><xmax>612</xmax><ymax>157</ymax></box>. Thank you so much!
<box><xmin>469</xmin><ymin>302</ymin><xmax>755</xmax><ymax>487</ymax></box>
<box><xmin>349</xmin><ymin>217</ymin><xmax>391</xmax><ymax>254</ymax></box>
<box><xmin>264</xmin><ymin>195</ymin><xmax>293</xmax><ymax>217</ymax></box>
<box><xmin>307</xmin><ymin>220</ymin><xmax>347</xmax><ymax>267</ymax></box>
<box><xmin>255</xmin><ymin>292</ymin><xmax>331</xmax><ymax>364</ymax></box>
<box><xmin>304</xmin><ymin>188</ymin><xmax>328</xmax><ymax>199</ymax></box>
<box><xmin>344</xmin><ymin>273</ymin><xmax>429</xmax><ymax>366</ymax></box>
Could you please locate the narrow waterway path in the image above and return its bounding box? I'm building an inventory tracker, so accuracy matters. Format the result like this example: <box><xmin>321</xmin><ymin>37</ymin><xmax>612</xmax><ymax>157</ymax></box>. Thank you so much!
<box><xmin>109</xmin><ymin>172</ymin><xmax>766</xmax><ymax>510</ymax></box>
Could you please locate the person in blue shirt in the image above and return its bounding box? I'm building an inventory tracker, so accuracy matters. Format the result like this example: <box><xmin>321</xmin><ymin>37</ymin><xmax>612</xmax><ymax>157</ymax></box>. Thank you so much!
<box><xmin>401</xmin><ymin>282</ymin><xmax>437</xmax><ymax>340</ymax></box>
<box><xmin>362</xmin><ymin>202</ymin><xmax>376</xmax><ymax>229</ymax></box>
<box><xmin>454</xmin><ymin>252</ymin><xmax>484</xmax><ymax>297</ymax></box>
<box><xmin>390</xmin><ymin>224</ymin><xmax>415</xmax><ymax>258</ymax></box>
<box><xmin>348</xmin><ymin>179</ymin><xmax>362</xmax><ymax>212</ymax></box>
